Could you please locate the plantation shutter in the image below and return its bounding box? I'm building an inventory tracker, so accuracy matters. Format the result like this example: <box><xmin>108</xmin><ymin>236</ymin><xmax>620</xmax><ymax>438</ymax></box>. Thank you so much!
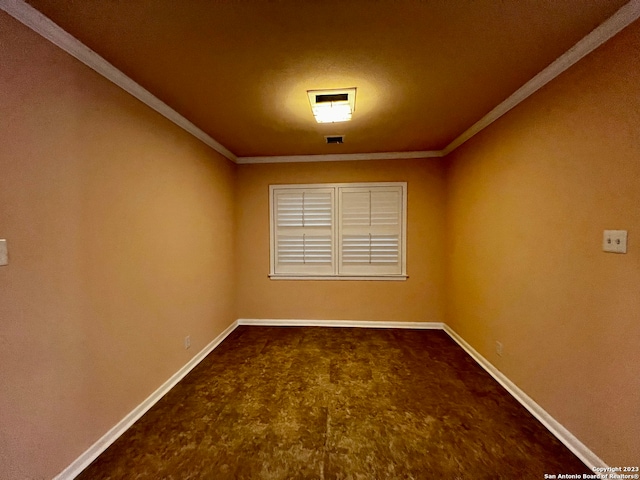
<box><xmin>271</xmin><ymin>187</ymin><xmax>335</xmax><ymax>275</ymax></box>
<box><xmin>339</xmin><ymin>186</ymin><xmax>404</xmax><ymax>276</ymax></box>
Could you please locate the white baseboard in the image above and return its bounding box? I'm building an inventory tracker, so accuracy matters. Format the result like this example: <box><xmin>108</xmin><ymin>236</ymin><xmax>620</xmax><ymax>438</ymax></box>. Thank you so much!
<box><xmin>237</xmin><ymin>318</ymin><xmax>444</xmax><ymax>329</ymax></box>
<box><xmin>241</xmin><ymin>319</ymin><xmax>608</xmax><ymax>470</ymax></box>
<box><xmin>53</xmin><ymin>320</ymin><xmax>239</xmax><ymax>480</ymax></box>
<box><xmin>55</xmin><ymin>318</ymin><xmax>608</xmax><ymax>478</ymax></box>
<box><xmin>442</xmin><ymin>324</ymin><xmax>608</xmax><ymax>471</ymax></box>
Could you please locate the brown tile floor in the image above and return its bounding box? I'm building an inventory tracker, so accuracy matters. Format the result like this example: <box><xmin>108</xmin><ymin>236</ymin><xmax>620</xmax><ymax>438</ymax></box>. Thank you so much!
<box><xmin>77</xmin><ymin>326</ymin><xmax>590</xmax><ymax>479</ymax></box>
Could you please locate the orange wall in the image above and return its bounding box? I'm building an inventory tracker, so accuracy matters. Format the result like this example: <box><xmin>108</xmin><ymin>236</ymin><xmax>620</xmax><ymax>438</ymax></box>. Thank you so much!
<box><xmin>446</xmin><ymin>20</ymin><xmax>640</xmax><ymax>465</ymax></box>
<box><xmin>235</xmin><ymin>159</ymin><xmax>446</xmax><ymax>323</ymax></box>
<box><xmin>0</xmin><ymin>12</ymin><xmax>236</xmax><ymax>479</ymax></box>
<box><xmin>3</xmin><ymin>5</ymin><xmax>640</xmax><ymax>477</ymax></box>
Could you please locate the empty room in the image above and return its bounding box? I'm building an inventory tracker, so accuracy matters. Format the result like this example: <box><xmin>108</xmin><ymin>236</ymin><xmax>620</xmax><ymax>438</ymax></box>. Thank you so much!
<box><xmin>1</xmin><ymin>1</ymin><xmax>639</xmax><ymax>478</ymax></box>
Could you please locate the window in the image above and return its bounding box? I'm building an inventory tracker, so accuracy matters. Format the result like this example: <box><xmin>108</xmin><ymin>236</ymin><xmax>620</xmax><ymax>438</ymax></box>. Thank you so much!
<box><xmin>269</xmin><ymin>182</ymin><xmax>407</xmax><ymax>280</ymax></box>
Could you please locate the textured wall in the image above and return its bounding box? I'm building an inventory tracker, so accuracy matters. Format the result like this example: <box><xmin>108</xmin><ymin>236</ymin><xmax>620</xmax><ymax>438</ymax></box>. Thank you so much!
<box><xmin>445</xmin><ymin>19</ymin><xmax>640</xmax><ymax>465</ymax></box>
<box><xmin>0</xmin><ymin>12</ymin><xmax>236</xmax><ymax>479</ymax></box>
<box><xmin>235</xmin><ymin>159</ymin><xmax>446</xmax><ymax>323</ymax></box>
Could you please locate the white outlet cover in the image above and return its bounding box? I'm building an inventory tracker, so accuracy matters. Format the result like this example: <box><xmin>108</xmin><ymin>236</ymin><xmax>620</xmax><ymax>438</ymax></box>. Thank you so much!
<box><xmin>603</xmin><ymin>230</ymin><xmax>627</xmax><ymax>254</ymax></box>
<box><xmin>0</xmin><ymin>239</ymin><xmax>7</xmax><ymax>266</ymax></box>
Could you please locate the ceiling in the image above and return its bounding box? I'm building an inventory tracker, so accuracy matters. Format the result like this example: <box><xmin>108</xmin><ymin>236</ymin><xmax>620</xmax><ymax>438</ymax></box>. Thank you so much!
<box><xmin>19</xmin><ymin>0</ymin><xmax>632</xmax><ymax>160</ymax></box>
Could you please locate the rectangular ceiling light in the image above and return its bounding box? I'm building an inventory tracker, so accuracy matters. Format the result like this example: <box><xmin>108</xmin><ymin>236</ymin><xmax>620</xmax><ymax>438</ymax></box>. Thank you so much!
<box><xmin>307</xmin><ymin>88</ymin><xmax>356</xmax><ymax>123</ymax></box>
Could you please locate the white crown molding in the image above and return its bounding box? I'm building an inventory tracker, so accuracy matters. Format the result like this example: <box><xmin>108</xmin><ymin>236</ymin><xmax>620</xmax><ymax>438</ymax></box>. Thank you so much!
<box><xmin>441</xmin><ymin>0</ymin><xmax>640</xmax><ymax>156</ymax></box>
<box><xmin>0</xmin><ymin>0</ymin><xmax>237</xmax><ymax>163</ymax></box>
<box><xmin>236</xmin><ymin>0</ymin><xmax>640</xmax><ymax>164</ymax></box>
<box><xmin>236</xmin><ymin>150</ymin><xmax>443</xmax><ymax>164</ymax></box>
<box><xmin>442</xmin><ymin>324</ymin><xmax>609</xmax><ymax>471</ymax></box>
<box><xmin>3</xmin><ymin>0</ymin><xmax>639</xmax><ymax>165</ymax></box>
<box><xmin>52</xmin><ymin>320</ymin><xmax>240</xmax><ymax>480</ymax></box>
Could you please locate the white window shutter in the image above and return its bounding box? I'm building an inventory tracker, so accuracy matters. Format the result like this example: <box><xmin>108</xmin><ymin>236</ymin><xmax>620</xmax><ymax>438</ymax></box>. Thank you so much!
<box><xmin>271</xmin><ymin>188</ymin><xmax>335</xmax><ymax>275</ymax></box>
<box><xmin>339</xmin><ymin>186</ymin><xmax>404</xmax><ymax>276</ymax></box>
<box><xmin>270</xmin><ymin>182</ymin><xmax>406</xmax><ymax>279</ymax></box>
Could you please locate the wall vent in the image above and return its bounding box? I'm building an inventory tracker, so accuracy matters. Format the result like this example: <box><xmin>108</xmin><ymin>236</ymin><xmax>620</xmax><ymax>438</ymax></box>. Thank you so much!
<box><xmin>325</xmin><ymin>135</ymin><xmax>345</xmax><ymax>144</ymax></box>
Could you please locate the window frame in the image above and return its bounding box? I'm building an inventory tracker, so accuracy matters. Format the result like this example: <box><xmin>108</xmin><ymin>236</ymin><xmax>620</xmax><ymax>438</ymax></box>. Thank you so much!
<box><xmin>269</xmin><ymin>182</ymin><xmax>407</xmax><ymax>281</ymax></box>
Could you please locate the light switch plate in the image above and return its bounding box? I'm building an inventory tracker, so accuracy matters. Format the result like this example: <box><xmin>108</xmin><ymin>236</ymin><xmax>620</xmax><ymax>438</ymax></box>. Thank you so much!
<box><xmin>603</xmin><ymin>230</ymin><xmax>627</xmax><ymax>253</ymax></box>
<box><xmin>0</xmin><ymin>239</ymin><xmax>7</xmax><ymax>266</ymax></box>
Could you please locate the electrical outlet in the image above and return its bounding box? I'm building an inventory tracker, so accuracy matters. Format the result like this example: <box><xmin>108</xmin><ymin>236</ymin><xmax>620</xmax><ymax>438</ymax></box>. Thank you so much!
<box><xmin>184</xmin><ymin>335</ymin><xmax>191</xmax><ymax>349</ymax></box>
<box><xmin>603</xmin><ymin>230</ymin><xmax>627</xmax><ymax>253</ymax></box>
<box><xmin>496</xmin><ymin>341</ymin><xmax>503</xmax><ymax>357</ymax></box>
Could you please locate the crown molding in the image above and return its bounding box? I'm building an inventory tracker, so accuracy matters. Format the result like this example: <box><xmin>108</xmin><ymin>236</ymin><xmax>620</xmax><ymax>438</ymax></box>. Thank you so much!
<box><xmin>0</xmin><ymin>0</ymin><xmax>237</xmax><ymax>163</ymax></box>
<box><xmin>3</xmin><ymin>0</ymin><xmax>639</xmax><ymax>165</ymax></box>
<box><xmin>441</xmin><ymin>0</ymin><xmax>640</xmax><ymax>156</ymax></box>
<box><xmin>236</xmin><ymin>150</ymin><xmax>443</xmax><ymax>164</ymax></box>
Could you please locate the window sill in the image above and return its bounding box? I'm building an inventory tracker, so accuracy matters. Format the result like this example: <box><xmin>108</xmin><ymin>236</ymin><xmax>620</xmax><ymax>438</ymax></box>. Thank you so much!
<box><xmin>268</xmin><ymin>274</ymin><xmax>408</xmax><ymax>281</ymax></box>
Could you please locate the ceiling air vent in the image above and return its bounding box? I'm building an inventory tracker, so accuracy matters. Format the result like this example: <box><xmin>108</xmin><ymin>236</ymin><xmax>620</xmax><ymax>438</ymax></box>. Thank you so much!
<box><xmin>316</xmin><ymin>93</ymin><xmax>349</xmax><ymax>103</ymax></box>
<box><xmin>308</xmin><ymin>88</ymin><xmax>356</xmax><ymax>123</ymax></box>
<box><xmin>325</xmin><ymin>135</ymin><xmax>344</xmax><ymax>144</ymax></box>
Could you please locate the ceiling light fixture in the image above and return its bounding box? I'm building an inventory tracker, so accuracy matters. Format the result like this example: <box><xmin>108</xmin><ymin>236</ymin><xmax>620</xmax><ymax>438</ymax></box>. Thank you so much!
<box><xmin>307</xmin><ymin>88</ymin><xmax>356</xmax><ymax>123</ymax></box>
